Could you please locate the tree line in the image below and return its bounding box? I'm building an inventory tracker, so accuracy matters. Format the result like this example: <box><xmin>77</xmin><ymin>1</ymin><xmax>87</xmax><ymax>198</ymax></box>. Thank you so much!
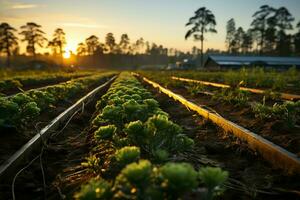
<box><xmin>185</xmin><ymin>5</ymin><xmax>300</xmax><ymax>67</ymax></box>
<box><xmin>1</xmin><ymin>4</ymin><xmax>300</xmax><ymax>68</ymax></box>
<box><xmin>0</xmin><ymin>22</ymin><xmax>185</xmax><ymax>68</ymax></box>
<box><xmin>76</xmin><ymin>33</ymin><xmax>171</xmax><ymax>56</ymax></box>
<box><xmin>226</xmin><ymin>5</ymin><xmax>300</xmax><ymax>56</ymax></box>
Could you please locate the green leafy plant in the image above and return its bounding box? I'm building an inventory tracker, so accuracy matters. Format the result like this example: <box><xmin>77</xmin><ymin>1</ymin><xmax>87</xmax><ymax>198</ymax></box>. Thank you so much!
<box><xmin>113</xmin><ymin>160</ymin><xmax>152</xmax><ymax>199</ymax></box>
<box><xmin>122</xmin><ymin>99</ymin><xmax>148</xmax><ymax>122</ymax></box>
<box><xmin>10</xmin><ymin>93</ymin><xmax>33</xmax><ymax>105</ymax></box>
<box><xmin>81</xmin><ymin>154</ymin><xmax>101</xmax><ymax>174</ymax></box>
<box><xmin>153</xmin><ymin>149</ymin><xmax>169</xmax><ymax>162</ymax></box>
<box><xmin>213</xmin><ymin>88</ymin><xmax>249</xmax><ymax>106</ymax></box>
<box><xmin>115</xmin><ymin>146</ymin><xmax>141</xmax><ymax>166</ymax></box>
<box><xmin>124</xmin><ymin>115</ymin><xmax>194</xmax><ymax>158</ymax></box>
<box><xmin>158</xmin><ymin>163</ymin><xmax>198</xmax><ymax>198</ymax></box>
<box><xmin>263</xmin><ymin>90</ymin><xmax>281</xmax><ymax>100</ymax></box>
<box><xmin>0</xmin><ymin>97</ymin><xmax>19</xmax><ymax>128</ymax></box>
<box><xmin>0</xmin><ymin>70</ymin><xmax>93</xmax><ymax>94</ymax></box>
<box><xmin>74</xmin><ymin>178</ymin><xmax>112</xmax><ymax>200</ymax></box>
<box><xmin>75</xmin><ymin>72</ymin><xmax>230</xmax><ymax>200</ymax></box>
<box><xmin>27</xmin><ymin>90</ymin><xmax>55</xmax><ymax>109</ymax></box>
<box><xmin>198</xmin><ymin>167</ymin><xmax>229</xmax><ymax>200</ymax></box>
<box><xmin>143</xmin><ymin>98</ymin><xmax>159</xmax><ymax>111</ymax></box>
<box><xmin>252</xmin><ymin>101</ymin><xmax>300</xmax><ymax>128</ymax></box>
<box><xmin>94</xmin><ymin>125</ymin><xmax>117</xmax><ymax>140</ymax></box>
<box><xmin>94</xmin><ymin>74</ymin><xmax>170</xmax><ymax>133</ymax></box>
<box><xmin>19</xmin><ymin>102</ymin><xmax>40</xmax><ymax>120</ymax></box>
<box><xmin>101</xmin><ymin>105</ymin><xmax>124</xmax><ymax>127</ymax></box>
<box><xmin>124</xmin><ymin>120</ymin><xmax>148</xmax><ymax>145</ymax></box>
<box><xmin>0</xmin><ymin>79</ymin><xmax>23</xmax><ymax>93</ymax></box>
<box><xmin>186</xmin><ymin>83</ymin><xmax>206</xmax><ymax>96</ymax></box>
<box><xmin>0</xmin><ymin>72</ymin><xmax>115</xmax><ymax>132</ymax></box>
<box><xmin>0</xmin><ymin>94</ymin><xmax>40</xmax><ymax>129</ymax></box>
<box><xmin>145</xmin><ymin>115</ymin><xmax>194</xmax><ymax>154</ymax></box>
<box><xmin>92</xmin><ymin>115</ymin><xmax>108</xmax><ymax>127</ymax></box>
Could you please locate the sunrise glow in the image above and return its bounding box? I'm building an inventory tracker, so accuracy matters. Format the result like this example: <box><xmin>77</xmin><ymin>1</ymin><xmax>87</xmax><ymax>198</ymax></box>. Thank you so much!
<box><xmin>63</xmin><ymin>51</ymin><xmax>70</xmax><ymax>59</ymax></box>
<box><xmin>63</xmin><ymin>44</ymin><xmax>76</xmax><ymax>58</ymax></box>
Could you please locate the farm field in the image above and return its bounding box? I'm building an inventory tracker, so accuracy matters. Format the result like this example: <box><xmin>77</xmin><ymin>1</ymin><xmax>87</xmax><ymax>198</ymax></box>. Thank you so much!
<box><xmin>1</xmin><ymin>0</ymin><xmax>300</xmax><ymax>199</ymax></box>
<box><xmin>0</xmin><ymin>71</ymin><xmax>299</xmax><ymax>200</ymax></box>
<box><xmin>0</xmin><ymin>70</ymin><xmax>96</xmax><ymax>96</ymax></box>
<box><xmin>0</xmin><ymin>71</ymin><xmax>116</xmax><ymax>163</ymax></box>
<box><xmin>139</xmin><ymin>70</ymin><xmax>300</xmax><ymax>156</ymax></box>
<box><xmin>158</xmin><ymin>68</ymin><xmax>300</xmax><ymax>94</ymax></box>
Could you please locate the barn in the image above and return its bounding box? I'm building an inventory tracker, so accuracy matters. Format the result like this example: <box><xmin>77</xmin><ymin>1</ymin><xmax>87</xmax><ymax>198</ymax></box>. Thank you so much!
<box><xmin>203</xmin><ymin>55</ymin><xmax>300</xmax><ymax>70</ymax></box>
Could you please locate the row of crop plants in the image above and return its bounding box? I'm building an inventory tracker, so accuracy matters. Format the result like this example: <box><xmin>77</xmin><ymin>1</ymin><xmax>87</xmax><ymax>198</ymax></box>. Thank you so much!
<box><xmin>153</xmin><ymin>67</ymin><xmax>300</xmax><ymax>92</ymax></box>
<box><xmin>141</xmin><ymin>71</ymin><xmax>300</xmax><ymax>130</ymax></box>
<box><xmin>75</xmin><ymin>72</ymin><xmax>228</xmax><ymax>200</ymax></box>
<box><xmin>0</xmin><ymin>72</ymin><xmax>115</xmax><ymax>131</ymax></box>
<box><xmin>0</xmin><ymin>70</ymin><xmax>94</xmax><ymax>95</ymax></box>
<box><xmin>187</xmin><ymin>83</ymin><xmax>300</xmax><ymax>130</ymax></box>
<box><xmin>188</xmin><ymin>83</ymin><xmax>300</xmax><ymax>129</ymax></box>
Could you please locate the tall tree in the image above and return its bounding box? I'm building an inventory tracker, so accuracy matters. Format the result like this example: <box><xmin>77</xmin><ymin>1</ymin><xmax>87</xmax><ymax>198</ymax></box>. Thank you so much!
<box><xmin>251</xmin><ymin>5</ymin><xmax>275</xmax><ymax>54</ymax></box>
<box><xmin>76</xmin><ymin>42</ymin><xmax>87</xmax><ymax>56</ymax></box>
<box><xmin>85</xmin><ymin>35</ymin><xmax>99</xmax><ymax>55</ymax></box>
<box><xmin>158</xmin><ymin>45</ymin><xmax>168</xmax><ymax>55</ymax></box>
<box><xmin>274</xmin><ymin>7</ymin><xmax>294</xmax><ymax>31</ymax></box>
<box><xmin>276</xmin><ymin>32</ymin><xmax>292</xmax><ymax>56</ymax></box>
<box><xmin>0</xmin><ymin>23</ymin><xmax>18</xmax><ymax>67</ymax></box>
<box><xmin>135</xmin><ymin>38</ymin><xmax>145</xmax><ymax>54</ymax></box>
<box><xmin>185</xmin><ymin>7</ymin><xmax>217</xmax><ymax>67</ymax></box>
<box><xmin>241</xmin><ymin>29</ymin><xmax>253</xmax><ymax>53</ymax></box>
<box><xmin>294</xmin><ymin>22</ymin><xmax>300</xmax><ymax>55</ymax></box>
<box><xmin>119</xmin><ymin>33</ymin><xmax>130</xmax><ymax>54</ymax></box>
<box><xmin>20</xmin><ymin>22</ymin><xmax>47</xmax><ymax>56</ymax></box>
<box><xmin>233</xmin><ymin>27</ymin><xmax>245</xmax><ymax>53</ymax></box>
<box><xmin>264</xmin><ymin>17</ymin><xmax>277</xmax><ymax>54</ymax></box>
<box><xmin>148</xmin><ymin>43</ymin><xmax>159</xmax><ymax>55</ymax></box>
<box><xmin>95</xmin><ymin>43</ymin><xmax>106</xmax><ymax>55</ymax></box>
<box><xmin>48</xmin><ymin>28</ymin><xmax>66</xmax><ymax>57</ymax></box>
<box><xmin>105</xmin><ymin>33</ymin><xmax>116</xmax><ymax>53</ymax></box>
<box><xmin>225</xmin><ymin>18</ymin><xmax>236</xmax><ymax>53</ymax></box>
<box><xmin>273</xmin><ymin>7</ymin><xmax>294</xmax><ymax>55</ymax></box>
<box><xmin>145</xmin><ymin>41</ymin><xmax>150</xmax><ymax>55</ymax></box>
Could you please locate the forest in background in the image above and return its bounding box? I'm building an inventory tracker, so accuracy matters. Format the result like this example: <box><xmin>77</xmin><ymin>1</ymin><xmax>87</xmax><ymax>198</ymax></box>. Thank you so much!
<box><xmin>1</xmin><ymin>4</ymin><xmax>300</xmax><ymax>69</ymax></box>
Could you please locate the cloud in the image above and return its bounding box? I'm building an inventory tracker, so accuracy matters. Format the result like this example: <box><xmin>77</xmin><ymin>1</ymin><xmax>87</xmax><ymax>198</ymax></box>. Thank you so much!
<box><xmin>0</xmin><ymin>15</ymin><xmax>22</xmax><ymax>22</ymax></box>
<box><xmin>59</xmin><ymin>23</ymin><xmax>108</xmax><ymax>29</ymax></box>
<box><xmin>11</xmin><ymin>3</ymin><xmax>38</xmax><ymax>9</ymax></box>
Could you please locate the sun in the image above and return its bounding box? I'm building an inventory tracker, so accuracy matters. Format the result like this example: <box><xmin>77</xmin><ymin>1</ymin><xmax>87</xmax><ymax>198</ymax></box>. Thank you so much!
<box><xmin>63</xmin><ymin>43</ymin><xmax>77</xmax><ymax>59</ymax></box>
<box><xmin>63</xmin><ymin>51</ymin><xmax>71</xmax><ymax>59</ymax></box>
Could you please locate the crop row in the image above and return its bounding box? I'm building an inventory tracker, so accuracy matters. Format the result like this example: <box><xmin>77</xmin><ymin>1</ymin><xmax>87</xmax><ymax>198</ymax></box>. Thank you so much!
<box><xmin>144</xmin><ymin>68</ymin><xmax>300</xmax><ymax>92</ymax></box>
<box><xmin>0</xmin><ymin>72</ymin><xmax>115</xmax><ymax>131</ymax></box>
<box><xmin>0</xmin><ymin>70</ymin><xmax>94</xmax><ymax>95</ymax></box>
<box><xmin>75</xmin><ymin>72</ymin><xmax>228</xmax><ymax>200</ymax></box>
<box><xmin>189</xmin><ymin>84</ymin><xmax>300</xmax><ymax>128</ymax></box>
<box><xmin>142</xmin><ymin>72</ymin><xmax>300</xmax><ymax>130</ymax></box>
<box><xmin>188</xmin><ymin>83</ymin><xmax>300</xmax><ymax>129</ymax></box>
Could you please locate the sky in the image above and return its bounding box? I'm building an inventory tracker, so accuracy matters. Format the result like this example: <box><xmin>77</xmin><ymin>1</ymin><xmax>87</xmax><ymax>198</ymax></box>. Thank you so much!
<box><xmin>1</xmin><ymin>0</ymin><xmax>300</xmax><ymax>54</ymax></box>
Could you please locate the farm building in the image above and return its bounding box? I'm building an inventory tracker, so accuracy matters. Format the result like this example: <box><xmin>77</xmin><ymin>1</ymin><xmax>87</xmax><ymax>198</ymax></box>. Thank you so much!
<box><xmin>172</xmin><ymin>55</ymin><xmax>206</xmax><ymax>70</ymax></box>
<box><xmin>204</xmin><ymin>55</ymin><xmax>300</xmax><ymax>70</ymax></box>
